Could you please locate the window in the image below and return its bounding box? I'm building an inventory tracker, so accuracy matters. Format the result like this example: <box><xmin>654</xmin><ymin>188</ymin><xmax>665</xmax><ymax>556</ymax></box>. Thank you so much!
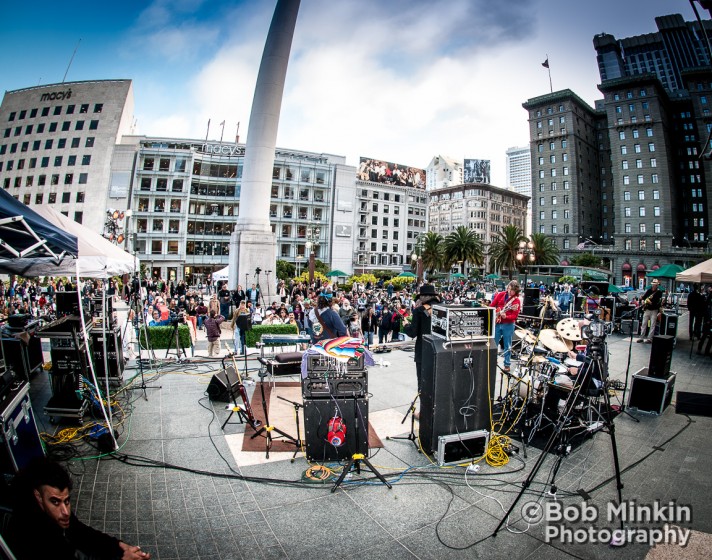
<box><xmin>551</xmin><ymin>225</ymin><xmax>557</xmax><ymax>234</ymax></box>
<box><xmin>624</xmin><ymin>207</ymin><xmax>631</xmax><ymax>217</ymax></box>
<box><xmin>41</xmin><ymin>107</ymin><xmax>49</xmax><ymax>117</ymax></box>
<box><xmin>637</xmin><ymin>175</ymin><xmax>644</xmax><ymax>184</ymax></box>
<box><xmin>551</xmin><ymin>210</ymin><xmax>557</xmax><ymax>219</ymax></box>
<box><xmin>636</xmin><ymin>159</ymin><xmax>642</xmax><ymax>169</ymax></box>
<box><xmin>61</xmin><ymin>121</ymin><xmax>70</xmax><ymax>131</ymax></box>
<box><xmin>64</xmin><ymin>173</ymin><xmax>73</xmax><ymax>184</ymax></box>
<box><xmin>646</xmin><ymin>128</ymin><xmax>653</xmax><ymax>137</ymax></box>
<box><xmin>540</xmin><ymin>197</ymin><xmax>545</xmax><ymax>206</ymax></box>
<box><xmin>633</xmin><ymin>129</ymin><xmax>640</xmax><ymax>139</ymax></box>
<box><xmin>89</xmin><ymin>120</ymin><xmax>98</xmax><ymax>130</ymax></box>
<box><xmin>45</xmin><ymin>139</ymin><xmax>53</xmax><ymax>149</ymax></box>
<box><xmin>71</xmin><ymin>137</ymin><xmax>80</xmax><ymax>148</ymax></box>
<box><xmin>78</xmin><ymin>173</ymin><xmax>87</xmax><ymax>184</ymax></box>
<box><xmin>153</xmin><ymin>219</ymin><xmax>164</xmax><ymax>232</ymax></box>
<box><xmin>48</xmin><ymin>192</ymin><xmax>56</xmax><ymax>204</ymax></box>
<box><xmin>81</xmin><ymin>155</ymin><xmax>91</xmax><ymax>165</ymax></box>
<box><xmin>67</xmin><ymin>155</ymin><xmax>76</xmax><ymax>166</ymax></box>
<box><xmin>653</xmin><ymin>190</ymin><xmax>659</xmax><ymax>200</ymax></box>
<box><xmin>54</xmin><ymin>156</ymin><xmax>62</xmax><ymax>166</ymax></box>
<box><xmin>62</xmin><ymin>192</ymin><xmax>70</xmax><ymax>203</ymax></box>
<box><xmin>622</xmin><ymin>160</ymin><xmax>629</xmax><ymax>170</ymax></box>
<box><xmin>32</xmin><ymin>140</ymin><xmax>40</xmax><ymax>150</ymax></box>
<box><xmin>85</xmin><ymin>137</ymin><xmax>94</xmax><ymax>148</ymax></box>
<box><xmin>621</xmin><ymin>146</ymin><xmax>627</xmax><ymax>155</ymax></box>
<box><xmin>639</xmin><ymin>207</ymin><xmax>645</xmax><ymax>217</ymax></box>
<box><xmin>639</xmin><ymin>239</ymin><xmax>646</xmax><ymax>251</ymax></box>
<box><xmin>625</xmin><ymin>223</ymin><xmax>631</xmax><ymax>233</ymax></box>
<box><xmin>76</xmin><ymin>192</ymin><xmax>85</xmax><ymax>203</ymax></box>
<box><xmin>75</xmin><ymin>120</ymin><xmax>84</xmax><ymax>131</ymax></box>
<box><xmin>93</xmin><ymin>103</ymin><xmax>103</xmax><ymax>113</ymax></box>
<box><xmin>53</xmin><ymin>106</ymin><xmax>62</xmax><ymax>116</ymax></box>
<box><xmin>619</xmin><ymin>131</ymin><xmax>626</xmax><ymax>140</ymax></box>
<box><xmin>653</xmin><ymin>206</ymin><xmax>660</xmax><ymax>217</ymax></box>
<box><xmin>624</xmin><ymin>191</ymin><xmax>631</xmax><ymax>201</ymax></box>
<box><xmin>540</xmin><ymin>211</ymin><xmax>545</xmax><ymax>220</ymax></box>
<box><xmin>650</xmin><ymin>158</ymin><xmax>656</xmax><ymax>167</ymax></box>
<box><xmin>74</xmin><ymin>212</ymin><xmax>83</xmax><ymax>224</ymax></box>
<box><xmin>623</xmin><ymin>176</ymin><xmax>630</xmax><ymax>185</ymax></box>
<box><xmin>638</xmin><ymin>190</ymin><xmax>644</xmax><ymax>200</ymax></box>
<box><xmin>552</xmin><ymin>196</ymin><xmax>557</xmax><ymax>205</ymax></box>
<box><xmin>80</xmin><ymin>104</ymin><xmax>89</xmax><ymax>114</ymax></box>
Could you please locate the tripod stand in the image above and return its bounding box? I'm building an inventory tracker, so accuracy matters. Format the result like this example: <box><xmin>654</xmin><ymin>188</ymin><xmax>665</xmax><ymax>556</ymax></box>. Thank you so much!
<box><xmin>276</xmin><ymin>395</ymin><xmax>304</xmax><ymax>462</ymax></box>
<box><xmin>491</xmin><ymin>329</ymin><xmax>624</xmax><ymax>539</ymax></box>
<box><xmin>165</xmin><ymin>319</ymin><xmax>189</xmax><ymax>362</ymax></box>
<box><xmin>127</xmin><ymin>282</ymin><xmax>161</xmax><ymax>401</ymax></box>
<box><xmin>250</xmin><ymin>373</ymin><xmax>299</xmax><ymax>459</ymax></box>
<box><xmin>387</xmin><ymin>392</ymin><xmax>420</xmax><ymax>451</ymax></box>
<box><xmin>332</xmin><ymin>394</ymin><xmax>392</xmax><ymax>492</ymax></box>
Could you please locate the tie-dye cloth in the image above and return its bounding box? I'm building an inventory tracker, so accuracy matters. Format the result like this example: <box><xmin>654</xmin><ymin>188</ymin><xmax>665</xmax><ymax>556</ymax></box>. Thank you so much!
<box><xmin>300</xmin><ymin>337</ymin><xmax>375</xmax><ymax>378</ymax></box>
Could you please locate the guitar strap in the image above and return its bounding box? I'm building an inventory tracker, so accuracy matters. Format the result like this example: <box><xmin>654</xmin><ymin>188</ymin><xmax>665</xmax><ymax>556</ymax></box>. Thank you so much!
<box><xmin>314</xmin><ymin>307</ymin><xmax>335</xmax><ymax>338</ymax></box>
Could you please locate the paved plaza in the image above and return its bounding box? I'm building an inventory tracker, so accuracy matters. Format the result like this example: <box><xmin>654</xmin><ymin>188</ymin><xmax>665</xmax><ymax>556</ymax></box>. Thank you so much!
<box><xmin>25</xmin><ymin>302</ymin><xmax>712</xmax><ymax>560</ymax></box>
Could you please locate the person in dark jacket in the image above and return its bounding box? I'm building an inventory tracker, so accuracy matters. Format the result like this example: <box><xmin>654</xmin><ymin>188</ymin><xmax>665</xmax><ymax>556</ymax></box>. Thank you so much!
<box><xmin>7</xmin><ymin>458</ymin><xmax>150</xmax><ymax>560</ymax></box>
<box><xmin>361</xmin><ymin>307</ymin><xmax>377</xmax><ymax>347</ymax></box>
<box><xmin>204</xmin><ymin>309</ymin><xmax>225</xmax><ymax>357</ymax></box>
<box><xmin>403</xmin><ymin>284</ymin><xmax>442</xmax><ymax>405</ymax></box>
<box><xmin>687</xmin><ymin>284</ymin><xmax>705</xmax><ymax>340</ymax></box>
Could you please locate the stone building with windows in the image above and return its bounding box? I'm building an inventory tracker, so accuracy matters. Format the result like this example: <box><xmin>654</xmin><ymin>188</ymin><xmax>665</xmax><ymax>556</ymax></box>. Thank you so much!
<box><xmin>0</xmin><ymin>79</ymin><xmax>135</xmax><ymax>234</ymax></box>
<box><xmin>523</xmin><ymin>13</ymin><xmax>711</xmax><ymax>286</ymax></box>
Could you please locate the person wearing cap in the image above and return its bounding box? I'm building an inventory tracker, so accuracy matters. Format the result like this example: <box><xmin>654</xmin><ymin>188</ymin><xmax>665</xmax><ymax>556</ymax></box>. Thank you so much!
<box><xmin>309</xmin><ymin>294</ymin><xmax>347</xmax><ymax>342</ymax></box>
<box><xmin>638</xmin><ymin>279</ymin><xmax>663</xmax><ymax>343</ymax></box>
<box><xmin>404</xmin><ymin>284</ymin><xmax>442</xmax><ymax>405</ymax></box>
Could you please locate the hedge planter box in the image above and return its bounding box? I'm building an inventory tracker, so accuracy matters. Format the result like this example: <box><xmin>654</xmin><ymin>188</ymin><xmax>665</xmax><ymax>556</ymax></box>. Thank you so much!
<box><xmin>139</xmin><ymin>325</ymin><xmax>192</xmax><ymax>351</ymax></box>
<box><xmin>245</xmin><ymin>324</ymin><xmax>299</xmax><ymax>348</ymax></box>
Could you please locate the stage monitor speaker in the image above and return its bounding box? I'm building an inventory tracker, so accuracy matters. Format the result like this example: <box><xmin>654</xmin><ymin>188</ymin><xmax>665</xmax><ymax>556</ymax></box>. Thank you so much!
<box><xmin>581</xmin><ymin>281</ymin><xmax>609</xmax><ymax>297</ymax></box>
<box><xmin>419</xmin><ymin>335</ymin><xmax>495</xmax><ymax>453</ymax></box>
<box><xmin>206</xmin><ymin>366</ymin><xmax>240</xmax><ymax>402</ymax></box>
<box><xmin>675</xmin><ymin>392</ymin><xmax>712</xmax><ymax>418</ymax></box>
<box><xmin>659</xmin><ymin>313</ymin><xmax>678</xmax><ymax>339</ymax></box>
<box><xmin>648</xmin><ymin>335</ymin><xmax>674</xmax><ymax>379</ymax></box>
<box><xmin>55</xmin><ymin>292</ymin><xmax>81</xmax><ymax>317</ymax></box>
<box><xmin>524</xmin><ymin>288</ymin><xmax>540</xmax><ymax>306</ymax></box>
<box><xmin>521</xmin><ymin>305</ymin><xmax>539</xmax><ymax>317</ymax></box>
<box><xmin>303</xmin><ymin>397</ymin><xmax>368</xmax><ymax>462</ymax></box>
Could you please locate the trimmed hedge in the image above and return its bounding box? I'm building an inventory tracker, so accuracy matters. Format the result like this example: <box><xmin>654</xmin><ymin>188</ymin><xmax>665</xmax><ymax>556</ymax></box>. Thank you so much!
<box><xmin>245</xmin><ymin>324</ymin><xmax>299</xmax><ymax>347</ymax></box>
<box><xmin>139</xmin><ymin>324</ymin><xmax>192</xmax><ymax>349</ymax></box>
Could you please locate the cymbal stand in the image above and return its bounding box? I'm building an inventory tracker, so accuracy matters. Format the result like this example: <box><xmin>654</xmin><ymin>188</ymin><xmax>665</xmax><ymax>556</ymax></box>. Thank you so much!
<box><xmin>387</xmin><ymin>391</ymin><xmax>420</xmax><ymax>451</ymax></box>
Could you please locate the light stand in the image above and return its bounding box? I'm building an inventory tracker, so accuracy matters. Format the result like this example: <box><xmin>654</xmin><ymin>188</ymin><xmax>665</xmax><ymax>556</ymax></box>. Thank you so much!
<box><xmin>617</xmin><ymin>309</ymin><xmax>640</xmax><ymax>422</ymax></box>
<box><xmin>127</xmin><ymin>277</ymin><xmax>161</xmax><ymax>400</ymax></box>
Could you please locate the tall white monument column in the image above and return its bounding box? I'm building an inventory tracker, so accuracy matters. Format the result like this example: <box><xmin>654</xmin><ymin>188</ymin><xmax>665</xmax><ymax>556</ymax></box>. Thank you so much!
<box><xmin>229</xmin><ymin>0</ymin><xmax>301</xmax><ymax>300</ymax></box>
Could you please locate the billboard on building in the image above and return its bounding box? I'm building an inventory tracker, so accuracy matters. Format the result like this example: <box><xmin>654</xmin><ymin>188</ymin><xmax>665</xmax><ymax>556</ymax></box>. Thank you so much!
<box><xmin>464</xmin><ymin>159</ymin><xmax>491</xmax><ymax>184</ymax></box>
<box><xmin>357</xmin><ymin>157</ymin><xmax>426</xmax><ymax>189</ymax></box>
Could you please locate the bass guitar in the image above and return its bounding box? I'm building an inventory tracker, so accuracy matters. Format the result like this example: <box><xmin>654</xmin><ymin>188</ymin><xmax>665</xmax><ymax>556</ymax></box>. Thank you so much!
<box><xmin>223</xmin><ymin>342</ymin><xmax>262</xmax><ymax>430</ymax></box>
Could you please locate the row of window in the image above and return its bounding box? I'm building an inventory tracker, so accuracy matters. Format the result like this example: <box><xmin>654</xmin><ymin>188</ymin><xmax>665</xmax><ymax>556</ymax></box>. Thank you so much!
<box><xmin>538</xmin><ymin>167</ymin><xmax>569</xmax><ymax>178</ymax></box>
<box><xmin>538</xmin><ymin>181</ymin><xmax>570</xmax><ymax>192</ymax></box>
<box><xmin>3</xmin><ymin>172</ymin><xmax>88</xmax><ymax>189</ymax></box>
<box><xmin>0</xmin><ymin>154</ymin><xmax>91</xmax><ymax>172</ymax></box>
<box><xmin>19</xmin><ymin>191</ymin><xmax>84</xmax><ymax>205</ymax></box>
<box><xmin>8</xmin><ymin>104</ymin><xmax>103</xmax><ymax>121</ymax></box>
<box><xmin>614</xmin><ymin>101</ymin><xmax>650</xmax><ymax>113</ymax></box>
<box><xmin>0</xmin><ymin>136</ymin><xmax>95</xmax><ymax>154</ymax></box>
<box><xmin>612</xmin><ymin>89</ymin><xmax>648</xmax><ymax>101</ymax></box>
<box><xmin>3</xmin><ymin>119</ymin><xmax>99</xmax><ymax>138</ymax></box>
<box><xmin>535</xmin><ymin>104</ymin><xmax>566</xmax><ymax>117</ymax></box>
<box><xmin>270</xmin><ymin>184</ymin><xmax>327</xmax><ymax>202</ymax></box>
<box><xmin>269</xmin><ymin>205</ymin><xmax>324</xmax><ymax>221</ymax></box>
<box><xmin>618</xmin><ymin>129</ymin><xmax>654</xmax><ymax>140</ymax></box>
<box><xmin>140</xmin><ymin>178</ymin><xmax>185</xmax><ymax>193</ymax></box>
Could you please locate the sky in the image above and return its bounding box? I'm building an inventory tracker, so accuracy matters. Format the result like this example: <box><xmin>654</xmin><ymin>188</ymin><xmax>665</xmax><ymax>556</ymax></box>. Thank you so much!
<box><xmin>0</xmin><ymin>0</ymin><xmax>705</xmax><ymax>187</ymax></box>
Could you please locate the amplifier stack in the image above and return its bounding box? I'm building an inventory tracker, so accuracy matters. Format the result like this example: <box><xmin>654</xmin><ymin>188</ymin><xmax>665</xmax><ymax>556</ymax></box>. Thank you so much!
<box><xmin>302</xmin><ymin>352</ymin><xmax>369</xmax><ymax>462</ymax></box>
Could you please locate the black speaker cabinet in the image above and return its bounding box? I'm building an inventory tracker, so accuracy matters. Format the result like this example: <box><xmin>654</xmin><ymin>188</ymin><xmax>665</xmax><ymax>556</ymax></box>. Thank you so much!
<box><xmin>207</xmin><ymin>366</ymin><xmax>240</xmax><ymax>402</ymax></box>
<box><xmin>675</xmin><ymin>392</ymin><xmax>712</xmax><ymax>417</ymax></box>
<box><xmin>521</xmin><ymin>305</ymin><xmax>539</xmax><ymax>317</ymax></box>
<box><xmin>628</xmin><ymin>368</ymin><xmax>675</xmax><ymax>415</ymax></box>
<box><xmin>524</xmin><ymin>288</ymin><xmax>540</xmax><ymax>306</ymax></box>
<box><xmin>303</xmin><ymin>397</ymin><xmax>368</xmax><ymax>462</ymax></box>
<box><xmin>419</xmin><ymin>335</ymin><xmax>495</xmax><ymax>453</ymax></box>
<box><xmin>91</xmin><ymin>328</ymin><xmax>124</xmax><ymax>385</ymax></box>
<box><xmin>659</xmin><ymin>313</ymin><xmax>678</xmax><ymax>340</ymax></box>
<box><xmin>0</xmin><ymin>334</ymin><xmax>44</xmax><ymax>380</ymax></box>
<box><xmin>648</xmin><ymin>335</ymin><xmax>674</xmax><ymax>378</ymax></box>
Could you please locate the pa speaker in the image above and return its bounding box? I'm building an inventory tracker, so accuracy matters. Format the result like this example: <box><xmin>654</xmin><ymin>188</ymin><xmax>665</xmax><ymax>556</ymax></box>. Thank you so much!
<box><xmin>206</xmin><ymin>366</ymin><xmax>240</xmax><ymax>402</ymax></box>
<box><xmin>648</xmin><ymin>335</ymin><xmax>674</xmax><ymax>379</ymax></box>
<box><xmin>419</xmin><ymin>335</ymin><xmax>495</xmax><ymax>453</ymax></box>
<box><xmin>524</xmin><ymin>288</ymin><xmax>540</xmax><ymax>306</ymax></box>
<box><xmin>303</xmin><ymin>397</ymin><xmax>368</xmax><ymax>462</ymax></box>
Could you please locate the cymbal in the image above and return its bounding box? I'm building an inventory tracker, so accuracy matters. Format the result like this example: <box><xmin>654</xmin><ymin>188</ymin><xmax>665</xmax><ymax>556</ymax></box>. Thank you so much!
<box><xmin>538</xmin><ymin>329</ymin><xmax>570</xmax><ymax>353</ymax></box>
<box><xmin>556</xmin><ymin>317</ymin><xmax>583</xmax><ymax>341</ymax></box>
<box><xmin>514</xmin><ymin>328</ymin><xmax>536</xmax><ymax>344</ymax></box>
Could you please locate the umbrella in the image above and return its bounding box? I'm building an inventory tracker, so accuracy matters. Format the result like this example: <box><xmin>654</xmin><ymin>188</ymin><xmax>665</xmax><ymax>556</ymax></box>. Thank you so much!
<box><xmin>647</xmin><ymin>264</ymin><xmax>685</xmax><ymax>279</ymax></box>
<box><xmin>397</xmin><ymin>272</ymin><xmax>416</xmax><ymax>278</ymax></box>
<box><xmin>607</xmin><ymin>284</ymin><xmax>623</xmax><ymax>293</ymax></box>
<box><xmin>326</xmin><ymin>270</ymin><xmax>347</xmax><ymax>277</ymax></box>
<box><xmin>451</xmin><ymin>273</ymin><xmax>466</xmax><ymax>279</ymax></box>
<box><xmin>486</xmin><ymin>273</ymin><xmax>500</xmax><ymax>280</ymax></box>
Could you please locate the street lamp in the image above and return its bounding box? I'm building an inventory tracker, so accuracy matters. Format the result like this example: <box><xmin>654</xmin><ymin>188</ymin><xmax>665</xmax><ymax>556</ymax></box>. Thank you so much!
<box><xmin>517</xmin><ymin>240</ymin><xmax>535</xmax><ymax>287</ymax></box>
<box><xmin>296</xmin><ymin>254</ymin><xmax>304</xmax><ymax>278</ymax></box>
<box><xmin>305</xmin><ymin>227</ymin><xmax>320</xmax><ymax>285</ymax></box>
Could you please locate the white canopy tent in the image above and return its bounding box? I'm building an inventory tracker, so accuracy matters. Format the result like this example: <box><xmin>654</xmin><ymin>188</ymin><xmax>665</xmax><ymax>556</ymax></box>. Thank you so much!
<box><xmin>0</xmin><ymin>205</ymin><xmax>137</xmax><ymax>278</ymax></box>
<box><xmin>212</xmin><ymin>265</ymin><xmax>230</xmax><ymax>283</ymax></box>
<box><xmin>675</xmin><ymin>257</ymin><xmax>712</xmax><ymax>284</ymax></box>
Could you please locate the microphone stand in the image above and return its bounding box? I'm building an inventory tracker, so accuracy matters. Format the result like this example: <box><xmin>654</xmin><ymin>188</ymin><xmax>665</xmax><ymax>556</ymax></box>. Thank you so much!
<box><xmin>616</xmin><ymin>309</ymin><xmax>640</xmax><ymax>423</ymax></box>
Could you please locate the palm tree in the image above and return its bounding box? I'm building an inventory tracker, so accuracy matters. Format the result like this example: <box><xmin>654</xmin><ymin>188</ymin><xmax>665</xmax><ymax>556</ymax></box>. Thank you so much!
<box><xmin>443</xmin><ymin>226</ymin><xmax>484</xmax><ymax>274</ymax></box>
<box><xmin>529</xmin><ymin>233</ymin><xmax>560</xmax><ymax>265</ymax></box>
<box><xmin>420</xmin><ymin>231</ymin><xmax>445</xmax><ymax>275</ymax></box>
<box><xmin>489</xmin><ymin>225</ymin><xmax>526</xmax><ymax>279</ymax></box>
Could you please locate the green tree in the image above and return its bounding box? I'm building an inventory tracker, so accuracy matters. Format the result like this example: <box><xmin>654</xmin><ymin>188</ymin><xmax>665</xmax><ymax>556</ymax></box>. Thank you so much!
<box><xmin>570</xmin><ymin>253</ymin><xmax>603</xmax><ymax>268</ymax></box>
<box><xmin>276</xmin><ymin>259</ymin><xmax>295</xmax><ymax>281</ymax></box>
<box><xmin>443</xmin><ymin>225</ymin><xmax>484</xmax><ymax>274</ymax></box>
<box><xmin>529</xmin><ymin>233</ymin><xmax>560</xmax><ymax>265</ymax></box>
<box><xmin>420</xmin><ymin>231</ymin><xmax>445</xmax><ymax>275</ymax></box>
<box><xmin>489</xmin><ymin>225</ymin><xmax>526</xmax><ymax>279</ymax></box>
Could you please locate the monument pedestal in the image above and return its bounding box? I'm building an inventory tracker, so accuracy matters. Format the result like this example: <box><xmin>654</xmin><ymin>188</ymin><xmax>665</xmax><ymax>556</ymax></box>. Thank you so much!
<box><xmin>229</xmin><ymin>229</ymin><xmax>277</xmax><ymax>301</ymax></box>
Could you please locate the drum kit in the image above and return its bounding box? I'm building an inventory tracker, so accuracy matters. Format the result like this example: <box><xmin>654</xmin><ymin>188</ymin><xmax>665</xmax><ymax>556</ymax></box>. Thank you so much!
<box><xmin>503</xmin><ymin>317</ymin><xmax>591</xmax><ymax>442</ymax></box>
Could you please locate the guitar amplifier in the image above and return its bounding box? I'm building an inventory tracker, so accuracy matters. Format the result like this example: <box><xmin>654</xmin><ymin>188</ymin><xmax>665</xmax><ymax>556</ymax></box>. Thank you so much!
<box><xmin>303</xmin><ymin>397</ymin><xmax>368</xmax><ymax>462</ymax></box>
<box><xmin>306</xmin><ymin>353</ymin><xmax>365</xmax><ymax>375</ymax></box>
<box><xmin>430</xmin><ymin>305</ymin><xmax>495</xmax><ymax>341</ymax></box>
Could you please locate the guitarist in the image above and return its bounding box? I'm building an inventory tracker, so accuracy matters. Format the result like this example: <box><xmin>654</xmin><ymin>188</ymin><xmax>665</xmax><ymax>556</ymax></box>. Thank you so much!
<box><xmin>490</xmin><ymin>280</ymin><xmax>522</xmax><ymax>373</ymax></box>
<box><xmin>637</xmin><ymin>278</ymin><xmax>663</xmax><ymax>344</ymax></box>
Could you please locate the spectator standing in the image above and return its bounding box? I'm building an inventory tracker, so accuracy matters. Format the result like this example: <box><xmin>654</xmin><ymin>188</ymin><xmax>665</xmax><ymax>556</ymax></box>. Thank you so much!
<box><xmin>204</xmin><ymin>310</ymin><xmax>224</xmax><ymax>357</ymax></box>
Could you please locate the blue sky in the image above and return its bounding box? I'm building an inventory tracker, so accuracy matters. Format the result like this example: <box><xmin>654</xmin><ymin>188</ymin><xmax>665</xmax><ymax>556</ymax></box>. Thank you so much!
<box><xmin>0</xmin><ymin>0</ymin><xmax>705</xmax><ymax>186</ymax></box>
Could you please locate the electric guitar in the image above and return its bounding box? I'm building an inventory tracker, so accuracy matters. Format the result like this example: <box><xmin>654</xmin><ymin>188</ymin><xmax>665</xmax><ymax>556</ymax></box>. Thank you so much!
<box><xmin>223</xmin><ymin>342</ymin><xmax>262</xmax><ymax>430</ymax></box>
<box><xmin>495</xmin><ymin>296</ymin><xmax>519</xmax><ymax>323</ymax></box>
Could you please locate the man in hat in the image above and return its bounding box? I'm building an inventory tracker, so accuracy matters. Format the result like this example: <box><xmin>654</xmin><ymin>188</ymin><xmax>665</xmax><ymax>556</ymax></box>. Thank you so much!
<box><xmin>637</xmin><ymin>279</ymin><xmax>663</xmax><ymax>343</ymax></box>
<box><xmin>404</xmin><ymin>284</ymin><xmax>442</xmax><ymax>412</ymax></box>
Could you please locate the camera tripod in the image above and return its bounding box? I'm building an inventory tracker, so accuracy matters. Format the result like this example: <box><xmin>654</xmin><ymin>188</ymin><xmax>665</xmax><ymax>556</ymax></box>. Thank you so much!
<box><xmin>127</xmin><ymin>278</ymin><xmax>161</xmax><ymax>400</ymax></box>
<box><xmin>491</xmin><ymin>332</ymin><xmax>624</xmax><ymax>540</ymax></box>
<box><xmin>386</xmin><ymin>391</ymin><xmax>420</xmax><ymax>451</ymax></box>
<box><xmin>165</xmin><ymin>317</ymin><xmax>189</xmax><ymax>362</ymax></box>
